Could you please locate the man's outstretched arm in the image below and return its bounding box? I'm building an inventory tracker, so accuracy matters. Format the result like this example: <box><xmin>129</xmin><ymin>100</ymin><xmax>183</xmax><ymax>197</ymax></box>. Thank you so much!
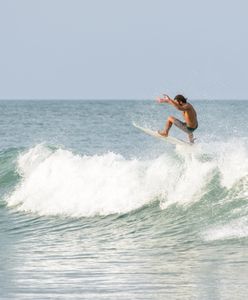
<box><xmin>157</xmin><ymin>94</ymin><xmax>189</xmax><ymax>111</ymax></box>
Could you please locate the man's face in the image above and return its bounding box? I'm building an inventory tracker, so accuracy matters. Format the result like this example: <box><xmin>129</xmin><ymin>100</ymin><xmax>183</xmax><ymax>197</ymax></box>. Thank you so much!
<box><xmin>176</xmin><ymin>100</ymin><xmax>183</xmax><ymax>106</ymax></box>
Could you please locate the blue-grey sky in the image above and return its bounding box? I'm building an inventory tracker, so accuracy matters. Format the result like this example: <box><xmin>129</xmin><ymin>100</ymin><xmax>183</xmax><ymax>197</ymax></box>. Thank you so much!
<box><xmin>0</xmin><ymin>0</ymin><xmax>247</xmax><ymax>100</ymax></box>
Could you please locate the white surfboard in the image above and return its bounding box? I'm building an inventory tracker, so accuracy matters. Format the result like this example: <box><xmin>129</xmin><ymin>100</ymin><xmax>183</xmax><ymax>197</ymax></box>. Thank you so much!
<box><xmin>133</xmin><ymin>122</ymin><xmax>192</xmax><ymax>146</ymax></box>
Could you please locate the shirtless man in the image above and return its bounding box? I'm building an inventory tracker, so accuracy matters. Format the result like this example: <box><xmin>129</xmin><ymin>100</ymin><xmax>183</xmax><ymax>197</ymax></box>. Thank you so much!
<box><xmin>157</xmin><ymin>94</ymin><xmax>198</xmax><ymax>143</ymax></box>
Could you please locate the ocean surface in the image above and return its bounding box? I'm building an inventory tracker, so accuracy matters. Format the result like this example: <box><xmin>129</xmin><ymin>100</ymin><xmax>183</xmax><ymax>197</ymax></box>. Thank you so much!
<box><xmin>0</xmin><ymin>100</ymin><xmax>248</xmax><ymax>299</ymax></box>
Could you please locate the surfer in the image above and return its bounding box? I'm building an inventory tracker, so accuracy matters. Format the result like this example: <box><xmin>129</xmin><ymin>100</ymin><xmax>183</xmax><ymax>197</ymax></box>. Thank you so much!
<box><xmin>157</xmin><ymin>94</ymin><xmax>198</xmax><ymax>143</ymax></box>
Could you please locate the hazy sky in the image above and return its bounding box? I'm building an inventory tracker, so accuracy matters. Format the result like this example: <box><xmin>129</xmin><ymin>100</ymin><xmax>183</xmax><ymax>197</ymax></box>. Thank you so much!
<box><xmin>0</xmin><ymin>0</ymin><xmax>247</xmax><ymax>100</ymax></box>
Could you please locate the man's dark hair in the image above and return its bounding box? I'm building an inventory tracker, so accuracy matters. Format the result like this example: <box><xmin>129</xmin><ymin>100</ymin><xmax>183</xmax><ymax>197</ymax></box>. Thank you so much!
<box><xmin>174</xmin><ymin>94</ymin><xmax>187</xmax><ymax>103</ymax></box>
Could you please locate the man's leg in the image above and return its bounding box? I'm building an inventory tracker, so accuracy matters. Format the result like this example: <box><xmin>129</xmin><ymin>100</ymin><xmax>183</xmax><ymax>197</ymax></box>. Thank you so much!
<box><xmin>159</xmin><ymin>117</ymin><xmax>195</xmax><ymax>143</ymax></box>
<box><xmin>173</xmin><ymin>119</ymin><xmax>195</xmax><ymax>143</ymax></box>
<box><xmin>188</xmin><ymin>133</ymin><xmax>194</xmax><ymax>144</ymax></box>
<box><xmin>158</xmin><ymin>116</ymin><xmax>176</xmax><ymax>136</ymax></box>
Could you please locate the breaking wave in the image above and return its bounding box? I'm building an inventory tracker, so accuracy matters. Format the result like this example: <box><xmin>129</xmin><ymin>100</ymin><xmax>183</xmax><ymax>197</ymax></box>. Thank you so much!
<box><xmin>4</xmin><ymin>139</ymin><xmax>248</xmax><ymax>228</ymax></box>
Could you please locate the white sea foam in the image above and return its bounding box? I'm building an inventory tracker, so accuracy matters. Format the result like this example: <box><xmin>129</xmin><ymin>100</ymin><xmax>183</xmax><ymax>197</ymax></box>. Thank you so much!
<box><xmin>216</xmin><ymin>140</ymin><xmax>248</xmax><ymax>189</ymax></box>
<box><xmin>6</xmin><ymin>140</ymin><xmax>248</xmax><ymax>218</ymax></box>
<box><xmin>202</xmin><ymin>217</ymin><xmax>248</xmax><ymax>241</ymax></box>
<box><xmin>198</xmin><ymin>139</ymin><xmax>248</xmax><ymax>189</ymax></box>
<box><xmin>7</xmin><ymin>145</ymin><xmax>167</xmax><ymax>217</ymax></box>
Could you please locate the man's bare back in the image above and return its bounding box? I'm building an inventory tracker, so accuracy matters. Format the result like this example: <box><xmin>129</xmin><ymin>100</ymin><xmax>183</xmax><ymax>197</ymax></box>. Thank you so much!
<box><xmin>182</xmin><ymin>103</ymin><xmax>198</xmax><ymax>128</ymax></box>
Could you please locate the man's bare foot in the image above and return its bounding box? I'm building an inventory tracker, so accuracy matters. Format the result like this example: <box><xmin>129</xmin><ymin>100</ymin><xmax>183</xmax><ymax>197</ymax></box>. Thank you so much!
<box><xmin>188</xmin><ymin>134</ymin><xmax>195</xmax><ymax>144</ymax></box>
<box><xmin>189</xmin><ymin>137</ymin><xmax>197</xmax><ymax>144</ymax></box>
<box><xmin>158</xmin><ymin>130</ymin><xmax>168</xmax><ymax>137</ymax></box>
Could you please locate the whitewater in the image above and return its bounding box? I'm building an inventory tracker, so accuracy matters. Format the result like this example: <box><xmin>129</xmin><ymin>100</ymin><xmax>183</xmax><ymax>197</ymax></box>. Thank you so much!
<box><xmin>1</xmin><ymin>100</ymin><xmax>248</xmax><ymax>299</ymax></box>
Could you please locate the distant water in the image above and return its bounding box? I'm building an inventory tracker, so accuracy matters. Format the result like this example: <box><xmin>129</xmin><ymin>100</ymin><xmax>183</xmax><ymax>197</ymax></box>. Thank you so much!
<box><xmin>1</xmin><ymin>100</ymin><xmax>248</xmax><ymax>299</ymax></box>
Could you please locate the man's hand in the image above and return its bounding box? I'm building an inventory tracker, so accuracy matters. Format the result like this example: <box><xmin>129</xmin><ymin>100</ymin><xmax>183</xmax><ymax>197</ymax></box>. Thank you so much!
<box><xmin>163</xmin><ymin>94</ymin><xmax>172</xmax><ymax>102</ymax></box>
<box><xmin>156</xmin><ymin>96</ymin><xmax>166</xmax><ymax>104</ymax></box>
<box><xmin>156</xmin><ymin>94</ymin><xmax>171</xmax><ymax>104</ymax></box>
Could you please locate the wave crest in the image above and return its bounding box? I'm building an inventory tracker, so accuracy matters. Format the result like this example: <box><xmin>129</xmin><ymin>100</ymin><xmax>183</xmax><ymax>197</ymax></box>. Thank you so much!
<box><xmin>5</xmin><ymin>141</ymin><xmax>248</xmax><ymax>218</ymax></box>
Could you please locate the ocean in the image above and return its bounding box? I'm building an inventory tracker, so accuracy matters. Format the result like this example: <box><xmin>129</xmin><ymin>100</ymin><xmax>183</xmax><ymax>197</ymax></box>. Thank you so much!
<box><xmin>0</xmin><ymin>100</ymin><xmax>248</xmax><ymax>299</ymax></box>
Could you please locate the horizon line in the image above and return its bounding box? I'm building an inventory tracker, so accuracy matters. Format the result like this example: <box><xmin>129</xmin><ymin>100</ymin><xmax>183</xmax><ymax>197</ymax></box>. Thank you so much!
<box><xmin>0</xmin><ymin>98</ymin><xmax>247</xmax><ymax>101</ymax></box>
